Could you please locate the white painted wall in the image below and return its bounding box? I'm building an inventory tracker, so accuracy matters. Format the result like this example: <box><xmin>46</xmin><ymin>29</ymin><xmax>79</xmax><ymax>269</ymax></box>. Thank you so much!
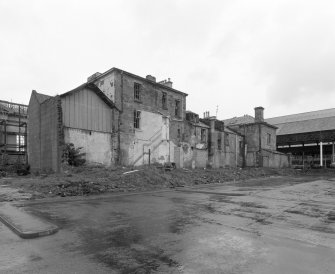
<box><xmin>64</xmin><ymin>127</ymin><xmax>112</xmax><ymax>166</ymax></box>
<box><xmin>94</xmin><ymin>74</ymin><xmax>115</xmax><ymax>102</ymax></box>
<box><xmin>132</xmin><ymin>111</ymin><xmax>171</xmax><ymax>166</ymax></box>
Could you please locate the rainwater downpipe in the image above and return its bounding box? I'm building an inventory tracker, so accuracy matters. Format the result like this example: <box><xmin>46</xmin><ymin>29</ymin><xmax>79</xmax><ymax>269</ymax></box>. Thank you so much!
<box><xmin>117</xmin><ymin>71</ymin><xmax>124</xmax><ymax>164</ymax></box>
<box><xmin>258</xmin><ymin>123</ymin><xmax>262</xmax><ymax>167</ymax></box>
<box><xmin>235</xmin><ymin>134</ymin><xmax>238</xmax><ymax>167</ymax></box>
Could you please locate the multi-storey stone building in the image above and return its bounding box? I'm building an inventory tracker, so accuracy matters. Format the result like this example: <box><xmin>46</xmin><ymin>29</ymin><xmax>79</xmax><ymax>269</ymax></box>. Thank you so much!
<box><xmin>88</xmin><ymin>68</ymin><xmax>188</xmax><ymax>166</ymax></box>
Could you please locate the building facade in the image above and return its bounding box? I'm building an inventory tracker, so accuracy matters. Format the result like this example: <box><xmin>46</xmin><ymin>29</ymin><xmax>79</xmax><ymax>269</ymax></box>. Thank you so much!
<box><xmin>225</xmin><ymin>107</ymin><xmax>289</xmax><ymax>168</ymax></box>
<box><xmin>201</xmin><ymin>115</ymin><xmax>244</xmax><ymax>168</ymax></box>
<box><xmin>27</xmin><ymin>67</ymin><xmax>290</xmax><ymax>172</ymax></box>
<box><xmin>89</xmin><ymin>68</ymin><xmax>188</xmax><ymax>166</ymax></box>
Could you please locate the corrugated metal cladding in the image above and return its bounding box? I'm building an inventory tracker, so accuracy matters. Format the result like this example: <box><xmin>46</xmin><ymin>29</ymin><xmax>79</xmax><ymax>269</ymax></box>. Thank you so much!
<box><xmin>61</xmin><ymin>88</ymin><xmax>112</xmax><ymax>132</ymax></box>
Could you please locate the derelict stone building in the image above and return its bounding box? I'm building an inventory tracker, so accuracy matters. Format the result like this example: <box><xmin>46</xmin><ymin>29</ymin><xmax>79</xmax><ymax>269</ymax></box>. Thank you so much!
<box><xmin>88</xmin><ymin>68</ymin><xmax>188</xmax><ymax>167</ymax></box>
<box><xmin>225</xmin><ymin>107</ymin><xmax>289</xmax><ymax>168</ymax></box>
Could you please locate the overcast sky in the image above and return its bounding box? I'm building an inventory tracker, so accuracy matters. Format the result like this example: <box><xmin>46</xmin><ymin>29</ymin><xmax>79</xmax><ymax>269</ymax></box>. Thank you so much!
<box><xmin>1</xmin><ymin>0</ymin><xmax>335</xmax><ymax>119</ymax></box>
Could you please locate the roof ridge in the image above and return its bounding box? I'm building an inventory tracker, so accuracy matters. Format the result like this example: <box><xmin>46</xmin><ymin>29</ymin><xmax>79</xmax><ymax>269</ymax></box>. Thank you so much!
<box><xmin>272</xmin><ymin>115</ymin><xmax>335</xmax><ymax>125</ymax></box>
<box><xmin>267</xmin><ymin>107</ymin><xmax>335</xmax><ymax>121</ymax></box>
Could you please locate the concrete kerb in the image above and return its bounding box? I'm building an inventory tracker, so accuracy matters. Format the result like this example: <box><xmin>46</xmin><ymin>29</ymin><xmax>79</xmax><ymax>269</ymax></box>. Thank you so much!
<box><xmin>0</xmin><ymin>203</ymin><xmax>59</xmax><ymax>239</ymax></box>
<box><xmin>1</xmin><ymin>189</ymin><xmax>174</xmax><ymax>239</ymax></box>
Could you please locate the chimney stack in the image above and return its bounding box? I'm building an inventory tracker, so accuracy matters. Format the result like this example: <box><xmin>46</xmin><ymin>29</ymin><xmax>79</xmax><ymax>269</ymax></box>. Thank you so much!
<box><xmin>158</xmin><ymin>78</ymin><xmax>173</xmax><ymax>88</ymax></box>
<box><xmin>254</xmin><ymin>106</ymin><xmax>264</xmax><ymax>123</ymax></box>
<box><xmin>146</xmin><ymin>75</ymin><xmax>156</xmax><ymax>82</ymax></box>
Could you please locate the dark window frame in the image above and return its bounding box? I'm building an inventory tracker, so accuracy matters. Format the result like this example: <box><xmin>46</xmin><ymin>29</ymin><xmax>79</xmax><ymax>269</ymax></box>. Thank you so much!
<box><xmin>134</xmin><ymin>82</ymin><xmax>141</xmax><ymax>101</ymax></box>
<box><xmin>201</xmin><ymin>128</ymin><xmax>206</xmax><ymax>142</ymax></box>
<box><xmin>267</xmin><ymin>133</ymin><xmax>271</xmax><ymax>145</ymax></box>
<box><xmin>218</xmin><ymin>138</ymin><xmax>222</xmax><ymax>150</ymax></box>
<box><xmin>134</xmin><ymin>110</ymin><xmax>141</xmax><ymax>129</ymax></box>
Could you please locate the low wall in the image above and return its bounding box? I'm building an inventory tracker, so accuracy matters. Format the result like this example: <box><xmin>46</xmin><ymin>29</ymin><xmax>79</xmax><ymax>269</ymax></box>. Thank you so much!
<box><xmin>262</xmin><ymin>149</ymin><xmax>289</xmax><ymax>168</ymax></box>
<box><xmin>174</xmin><ymin>143</ymin><xmax>208</xmax><ymax>169</ymax></box>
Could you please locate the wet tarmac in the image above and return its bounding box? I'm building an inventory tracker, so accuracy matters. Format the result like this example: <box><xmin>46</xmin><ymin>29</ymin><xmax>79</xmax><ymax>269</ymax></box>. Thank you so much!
<box><xmin>1</xmin><ymin>176</ymin><xmax>335</xmax><ymax>273</ymax></box>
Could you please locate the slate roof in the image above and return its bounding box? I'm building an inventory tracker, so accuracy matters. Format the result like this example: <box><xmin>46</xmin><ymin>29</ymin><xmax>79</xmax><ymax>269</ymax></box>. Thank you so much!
<box><xmin>89</xmin><ymin>67</ymin><xmax>188</xmax><ymax>97</ymax></box>
<box><xmin>265</xmin><ymin>108</ymin><xmax>335</xmax><ymax>135</ymax></box>
<box><xmin>223</xmin><ymin>114</ymin><xmax>277</xmax><ymax>129</ymax></box>
<box><xmin>223</xmin><ymin>115</ymin><xmax>255</xmax><ymax>125</ymax></box>
<box><xmin>266</xmin><ymin>108</ymin><xmax>335</xmax><ymax>124</ymax></box>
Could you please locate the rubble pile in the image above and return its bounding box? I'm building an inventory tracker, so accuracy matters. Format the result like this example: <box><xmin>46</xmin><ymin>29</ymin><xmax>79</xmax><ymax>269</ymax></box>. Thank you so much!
<box><xmin>1</xmin><ymin>165</ymin><xmax>301</xmax><ymax>200</ymax></box>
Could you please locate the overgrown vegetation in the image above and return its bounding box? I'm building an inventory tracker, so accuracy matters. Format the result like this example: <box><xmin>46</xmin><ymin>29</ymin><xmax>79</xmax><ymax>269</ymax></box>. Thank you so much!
<box><xmin>62</xmin><ymin>143</ymin><xmax>86</xmax><ymax>166</ymax></box>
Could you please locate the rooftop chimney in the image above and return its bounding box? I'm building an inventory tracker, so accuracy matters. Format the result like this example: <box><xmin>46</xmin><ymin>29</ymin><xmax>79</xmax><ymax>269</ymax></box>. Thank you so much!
<box><xmin>146</xmin><ymin>75</ymin><xmax>156</xmax><ymax>82</ymax></box>
<box><xmin>87</xmin><ymin>72</ymin><xmax>102</xmax><ymax>82</ymax></box>
<box><xmin>158</xmin><ymin>78</ymin><xmax>173</xmax><ymax>88</ymax></box>
<box><xmin>254</xmin><ymin>106</ymin><xmax>264</xmax><ymax>123</ymax></box>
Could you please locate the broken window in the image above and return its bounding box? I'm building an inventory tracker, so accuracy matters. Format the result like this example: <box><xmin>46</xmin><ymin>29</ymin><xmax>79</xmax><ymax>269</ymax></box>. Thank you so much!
<box><xmin>218</xmin><ymin>138</ymin><xmax>222</xmax><ymax>150</ymax></box>
<box><xmin>175</xmin><ymin>100</ymin><xmax>181</xmax><ymax>117</ymax></box>
<box><xmin>201</xmin><ymin>129</ymin><xmax>206</xmax><ymax>142</ymax></box>
<box><xmin>267</xmin><ymin>133</ymin><xmax>271</xmax><ymax>145</ymax></box>
<box><xmin>162</xmin><ymin>92</ymin><xmax>167</xmax><ymax>109</ymax></box>
<box><xmin>16</xmin><ymin>135</ymin><xmax>25</xmax><ymax>151</ymax></box>
<box><xmin>177</xmin><ymin>128</ymin><xmax>181</xmax><ymax>138</ymax></box>
<box><xmin>134</xmin><ymin>83</ymin><xmax>141</xmax><ymax>101</ymax></box>
<box><xmin>134</xmin><ymin>110</ymin><xmax>141</xmax><ymax>129</ymax></box>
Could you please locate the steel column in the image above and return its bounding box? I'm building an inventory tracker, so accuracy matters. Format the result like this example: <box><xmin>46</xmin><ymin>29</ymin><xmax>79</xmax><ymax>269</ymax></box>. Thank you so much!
<box><xmin>320</xmin><ymin>141</ymin><xmax>323</xmax><ymax>167</ymax></box>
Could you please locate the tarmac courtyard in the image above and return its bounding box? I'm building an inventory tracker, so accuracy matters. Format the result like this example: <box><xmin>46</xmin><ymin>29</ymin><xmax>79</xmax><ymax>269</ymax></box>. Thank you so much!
<box><xmin>1</xmin><ymin>175</ymin><xmax>335</xmax><ymax>273</ymax></box>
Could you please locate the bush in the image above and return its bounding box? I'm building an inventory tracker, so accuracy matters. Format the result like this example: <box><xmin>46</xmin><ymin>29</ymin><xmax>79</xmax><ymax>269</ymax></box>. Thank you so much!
<box><xmin>63</xmin><ymin>143</ymin><xmax>86</xmax><ymax>166</ymax></box>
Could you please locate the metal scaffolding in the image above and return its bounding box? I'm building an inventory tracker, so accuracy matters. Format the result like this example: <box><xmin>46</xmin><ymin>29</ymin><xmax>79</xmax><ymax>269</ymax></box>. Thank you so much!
<box><xmin>0</xmin><ymin>100</ymin><xmax>28</xmax><ymax>166</ymax></box>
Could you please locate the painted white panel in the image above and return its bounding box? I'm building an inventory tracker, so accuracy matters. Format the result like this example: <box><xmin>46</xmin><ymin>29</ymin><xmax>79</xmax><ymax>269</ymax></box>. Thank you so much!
<box><xmin>64</xmin><ymin>128</ymin><xmax>112</xmax><ymax>166</ymax></box>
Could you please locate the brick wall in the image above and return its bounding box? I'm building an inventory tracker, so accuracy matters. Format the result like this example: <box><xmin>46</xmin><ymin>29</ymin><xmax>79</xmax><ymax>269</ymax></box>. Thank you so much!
<box><xmin>40</xmin><ymin>96</ymin><xmax>63</xmax><ymax>172</ymax></box>
<box><xmin>28</xmin><ymin>94</ymin><xmax>63</xmax><ymax>173</ymax></box>
<box><xmin>27</xmin><ymin>92</ymin><xmax>41</xmax><ymax>171</ymax></box>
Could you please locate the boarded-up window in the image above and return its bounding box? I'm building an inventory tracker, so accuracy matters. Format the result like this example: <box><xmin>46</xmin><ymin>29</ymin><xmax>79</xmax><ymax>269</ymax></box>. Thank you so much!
<box><xmin>225</xmin><ymin>133</ymin><xmax>229</xmax><ymax>146</ymax></box>
<box><xmin>134</xmin><ymin>110</ymin><xmax>141</xmax><ymax>129</ymax></box>
<box><xmin>175</xmin><ymin>100</ymin><xmax>181</xmax><ymax>117</ymax></box>
<box><xmin>134</xmin><ymin>83</ymin><xmax>141</xmax><ymax>101</ymax></box>
<box><xmin>267</xmin><ymin>133</ymin><xmax>271</xmax><ymax>145</ymax></box>
<box><xmin>162</xmin><ymin>92</ymin><xmax>167</xmax><ymax>109</ymax></box>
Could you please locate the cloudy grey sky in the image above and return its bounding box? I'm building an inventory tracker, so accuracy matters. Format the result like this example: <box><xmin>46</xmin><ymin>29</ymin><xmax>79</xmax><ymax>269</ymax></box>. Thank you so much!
<box><xmin>1</xmin><ymin>0</ymin><xmax>335</xmax><ymax>119</ymax></box>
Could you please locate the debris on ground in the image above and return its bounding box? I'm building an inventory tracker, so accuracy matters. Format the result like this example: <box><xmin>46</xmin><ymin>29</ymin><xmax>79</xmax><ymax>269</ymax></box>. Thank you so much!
<box><xmin>0</xmin><ymin>165</ymin><xmax>333</xmax><ymax>201</ymax></box>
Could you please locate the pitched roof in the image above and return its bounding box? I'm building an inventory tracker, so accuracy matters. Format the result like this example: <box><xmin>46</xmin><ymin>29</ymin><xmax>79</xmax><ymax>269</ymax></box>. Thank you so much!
<box><xmin>223</xmin><ymin>115</ymin><xmax>255</xmax><ymax>125</ymax></box>
<box><xmin>266</xmin><ymin>108</ymin><xmax>335</xmax><ymax>125</ymax></box>
<box><xmin>266</xmin><ymin>108</ymin><xmax>335</xmax><ymax>135</ymax></box>
<box><xmin>88</xmin><ymin>67</ymin><xmax>188</xmax><ymax>96</ymax></box>
<box><xmin>268</xmin><ymin>116</ymin><xmax>335</xmax><ymax>135</ymax></box>
<box><xmin>223</xmin><ymin>114</ymin><xmax>277</xmax><ymax>129</ymax></box>
<box><xmin>60</xmin><ymin>82</ymin><xmax>119</xmax><ymax>111</ymax></box>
